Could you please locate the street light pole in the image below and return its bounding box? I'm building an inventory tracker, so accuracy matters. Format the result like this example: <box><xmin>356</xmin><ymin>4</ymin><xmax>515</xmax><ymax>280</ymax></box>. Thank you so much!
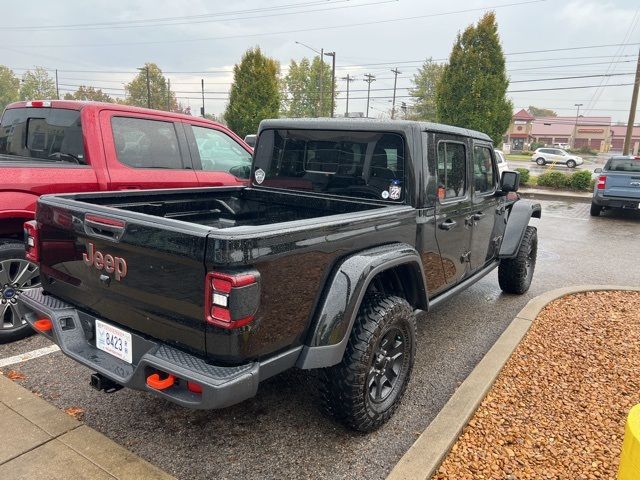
<box><xmin>201</xmin><ymin>79</ymin><xmax>205</xmax><ymax>117</ymax></box>
<box><xmin>364</xmin><ymin>74</ymin><xmax>376</xmax><ymax>118</ymax></box>
<box><xmin>324</xmin><ymin>51</ymin><xmax>336</xmax><ymax>117</ymax></box>
<box><xmin>623</xmin><ymin>48</ymin><xmax>640</xmax><ymax>155</ymax></box>
<box><xmin>572</xmin><ymin>103</ymin><xmax>583</xmax><ymax>149</ymax></box>
<box><xmin>390</xmin><ymin>67</ymin><xmax>401</xmax><ymax>119</ymax></box>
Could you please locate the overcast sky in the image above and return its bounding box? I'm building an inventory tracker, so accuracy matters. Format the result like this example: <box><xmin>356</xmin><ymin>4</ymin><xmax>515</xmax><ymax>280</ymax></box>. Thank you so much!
<box><xmin>2</xmin><ymin>0</ymin><xmax>639</xmax><ymax>122</ymax></box>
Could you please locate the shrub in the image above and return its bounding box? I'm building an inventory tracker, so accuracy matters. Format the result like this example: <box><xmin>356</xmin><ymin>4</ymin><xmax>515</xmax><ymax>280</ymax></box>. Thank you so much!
<box><xmin>515</xmin><ymin>168</ymin><xmax>530</xmax><ymax>185</ymax></box>
<box><xmin>589</xmin><ymin>178</ymin><xmax>596</xmax><ymax>190</ymax></box>
<box><xmin>530</xmin><ymin>142</ymin><xmax>545</xmax><ymax>150</ymax></box>
<box><xmin>568</xmin><ymin>146</ymin><xmax>597</xmax><ymax>156</ymax></box>
<box><xmin>520</xmin><ymin>150</ymin><xmax>534</xmax><ymax>156</ymax></box>
<box><xmin>537</xmin><ymin>171</ymin><xmax>570</xmax><ymax>189</ymax></box>
<box><xmin>569</xmin><ymin>170</ymin><xmax>592</xmax><ymax>191</ymax></box>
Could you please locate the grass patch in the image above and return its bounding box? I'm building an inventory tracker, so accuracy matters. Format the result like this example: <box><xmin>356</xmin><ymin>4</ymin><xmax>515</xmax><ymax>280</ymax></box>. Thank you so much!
<box><xmin>505</xmin><ymin>154</ymin><xmax>531</xmax><ymax>162</ymax></box>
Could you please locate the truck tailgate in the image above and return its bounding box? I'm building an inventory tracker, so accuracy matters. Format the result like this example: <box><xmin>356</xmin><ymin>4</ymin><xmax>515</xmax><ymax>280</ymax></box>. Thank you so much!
<box><xmin>604</xmin><ymin>173</ymin><xmax>640</xmax><ymax>200</ymax></box>
<box><xmin>35</xmin><ymin>197</ymin><xmax>209</xmax><ymax>356</ymax></box>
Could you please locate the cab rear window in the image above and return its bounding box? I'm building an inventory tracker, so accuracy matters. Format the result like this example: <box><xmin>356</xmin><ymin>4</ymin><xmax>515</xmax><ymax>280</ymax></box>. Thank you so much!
<box><xmin>0</xmin><ymin>108</ymin><xmax>85</xmax><ymax>164</ymax></box>
<box><xmin>606</xmin><ymin>158</ymin><xmax>640</xmax><ymax>172</ymax></box>
<box><xmin>253</xmin><ymin>129</ymin><xmax>405</xmax><ymax>202</ymax></box>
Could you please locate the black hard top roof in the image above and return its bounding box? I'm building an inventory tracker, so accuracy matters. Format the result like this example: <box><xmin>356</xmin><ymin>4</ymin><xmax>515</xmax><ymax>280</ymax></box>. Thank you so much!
<box><xmin>258</xmin><ymin>117</ymin><xmax>492</xmax><ymax>143</ymax></box>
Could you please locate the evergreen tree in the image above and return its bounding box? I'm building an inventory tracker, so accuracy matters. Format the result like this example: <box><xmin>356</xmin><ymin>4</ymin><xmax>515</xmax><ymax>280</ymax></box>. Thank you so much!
<box><xmin>64</xmin><ymin>85</ymin><xmax>113</xmax><ymax>103</ymax></box>
<box><xmin>0</xmin><ymin>66</ymin><xmax>20</xmax><ymax>111</ymax></box>
<box><xmin>124</xmin><ymin>63</ymin><xmax>178</xmax><ymax>111</ymax></box>
<box><xmin>408</xmin><ymin>58</ymin><xmax>445</xmax><ymax>121</ymax></box>
<box><xmin>281</xmin><ymin>56</ymin><xmax>334</xmax><ymax>117</ymax></box>
<box><xmin>20</xmin><ymin>67</ymin><xmax>57</xmax><ymax>100</ymax></box>
<box><xmin>436</xmin><ymin>12</ymin><xmax>512</xmax><ymax>144</ymax></box>
<box><xmin>224</xmin><ymin>47</ymin><xmax>280</xmax><ymax>138</ymax></box>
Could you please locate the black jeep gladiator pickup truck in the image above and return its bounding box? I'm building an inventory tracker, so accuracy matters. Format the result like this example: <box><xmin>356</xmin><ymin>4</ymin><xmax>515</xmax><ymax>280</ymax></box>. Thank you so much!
<box><xmin>18</xmin><ymin>118</ymin><xmax>540</xmax><ymax>431</ymax></box>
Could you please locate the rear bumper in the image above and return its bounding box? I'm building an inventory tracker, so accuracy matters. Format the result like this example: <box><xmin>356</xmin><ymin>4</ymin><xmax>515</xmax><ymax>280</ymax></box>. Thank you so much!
<box><xmin>18</xmin><ymin>288</ymin><xmax>300</xmax><ymax>409</ymax></box>
<box><xmin>592</xmin><ymin>193</ymin><xmax>640</xmax><ymax>209</ymax></box>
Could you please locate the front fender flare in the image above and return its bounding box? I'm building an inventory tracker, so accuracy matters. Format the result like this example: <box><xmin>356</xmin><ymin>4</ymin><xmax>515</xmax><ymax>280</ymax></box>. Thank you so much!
<box><xmin>499</xmin><ymin>200</ymin><xmax>541</xmax><ymax>259</ymax></box>
<box><xmin>296</xmin><ymin>243</ymin><xmax>427</xmax><ymax>369</ymax></box>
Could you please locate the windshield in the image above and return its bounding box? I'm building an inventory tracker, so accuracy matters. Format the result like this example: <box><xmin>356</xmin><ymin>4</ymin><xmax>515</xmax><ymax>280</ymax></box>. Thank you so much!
<box><xmin>606</xmin><ymin>158</ymin><xmax>640</xmax><ymax>172</ymax></box>
<box><xmin>0</xmin><ymin>108</ymin><xmax>85</xmax><ymax>164</ymax></box>
<box><xmin>253</xmin><ymin>129</ymin><xmax>406</xmax><ymax>202</ymax></box>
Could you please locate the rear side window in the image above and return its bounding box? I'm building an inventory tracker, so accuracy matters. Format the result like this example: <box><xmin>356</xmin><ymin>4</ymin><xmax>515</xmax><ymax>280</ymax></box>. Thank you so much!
<box><xmin>254</xmin><ymin>129</ymin><xmax>405</xmax><ymax>201</ymax></box>
<box><xmin>606</xmin><ymin>158</ymin><xmax>640</xmax><ymax>172</ymax></box>
<box><xmin>111</xmin><ymin>117</ymin><xmax>183</xmax><ymax>169</ymax></box>
<box><xmin>473</xmin><ymin>146</ymin><xmax>496</xmax><ymax>194</ymax></box>
<box><xmin>0</xmin><ymin>108</ymin><xmax>85</xmax><ymax>164</ymax></box>
<box><xmin>436</xmin><ymin>141</ymin><xmax>467</xmax><ymax>200</ymax></box>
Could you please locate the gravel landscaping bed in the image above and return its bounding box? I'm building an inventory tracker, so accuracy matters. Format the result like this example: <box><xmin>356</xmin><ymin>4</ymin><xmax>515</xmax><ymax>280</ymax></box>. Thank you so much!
<box><xmin>434</xmin><ymin>290</ymin><xmax>640</xmax><ymax>479</ymax></box>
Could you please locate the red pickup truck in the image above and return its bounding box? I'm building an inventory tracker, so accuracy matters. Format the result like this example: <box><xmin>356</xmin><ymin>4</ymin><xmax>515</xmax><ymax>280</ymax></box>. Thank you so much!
<box><xmin>0</xmin><ymin>100</ymin><xmax>253</xmax><ymax>342</ymax></box>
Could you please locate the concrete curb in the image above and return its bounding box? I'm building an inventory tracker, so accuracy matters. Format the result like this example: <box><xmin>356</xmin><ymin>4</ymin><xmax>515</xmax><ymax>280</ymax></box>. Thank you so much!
<box><xmin>0</xmin><ymin>374</ymin><xmax>174</xmax><ymax>479</ymax></box>
<box><xmin>518</xmin><ymin>188</ymin><xmax>592</xmax><ymax>203</ymax></box>
<box><xmin>387</xmin><ymin>285</ymin><xmax>640</xmax><ymax>480</ymax></box>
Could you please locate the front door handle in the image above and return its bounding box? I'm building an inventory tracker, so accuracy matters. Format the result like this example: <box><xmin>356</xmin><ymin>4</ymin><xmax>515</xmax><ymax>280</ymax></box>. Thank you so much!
<box><xmin>472</xmin><ymin>212</ymin><xmax>486</xmax><ymax>221</ymax></box>
<box><xmin>439</xmin><ymin>219</ymin><xmax>457</xmax><ymax>230</ymax></box>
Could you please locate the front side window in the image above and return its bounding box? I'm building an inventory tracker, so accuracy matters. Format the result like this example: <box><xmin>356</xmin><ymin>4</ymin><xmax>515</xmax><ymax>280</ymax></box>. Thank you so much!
<box><xmin>111</xmin><ymin>117</ymin><xmax>182</xmax><ymax>169</ymax></box>
<box><xmin>436</xmin><ymin>141</ymin><xmax>467</xmax><ymax>200</ymax></box>
<box><xmin>253</xmin><ymin>129</ymin><xmax>405</xmax><ymax>202</ymax></box>
<box><xmin>191</xmin><ymin>126</ymin><xmax>252</xmax><ymax>177</ymax></box>
<box><xmin>473</xmin><ymin>146</ymin><xmax>496</xmax><ymax>194</ymax></box>
<box><xmin>0</xmin><ymin>108</ymin><xmax>85</xmax><ymax>164</ymax></box>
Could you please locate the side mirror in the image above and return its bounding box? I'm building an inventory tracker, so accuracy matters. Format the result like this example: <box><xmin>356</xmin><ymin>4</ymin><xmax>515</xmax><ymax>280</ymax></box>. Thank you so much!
<box><xmin>594</xmin><ymin>167</ymin><xmax>602</xmax><ymax>173</ymax></box>
<box><xmin>500</xmin><ymin>170</ymin><xmax>520</xmax><ymax>193</ymax></box>
<box><xmin>244</xmin><ymin>134</ymin><xmax>257</xmax><ymax>148</ymax></box>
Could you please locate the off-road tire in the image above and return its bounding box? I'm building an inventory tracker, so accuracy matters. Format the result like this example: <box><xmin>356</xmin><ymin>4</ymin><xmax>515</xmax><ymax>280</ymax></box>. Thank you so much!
<box><xmin>0</xmin><ymin>241</ymin><xmax>39</xmax><ymax>343</ymax></box>
<box><xmin>590</xmin><ymin>202</ymin><xmax>602</xmax><ymax>217</ymax></box>
<box><xmin>498</xmin><ymin>226</ymin><xmax>537</xmax><ymax>294</ymax></box>
<box><xmin>318</xmin><ymin>295</ymin><xmax>416</xmax><ymax>432</ymax></box>
<box><xmin>536</xmin><ymin>157</ymin><xmax>546</xmax><ymax>166</ymax></box>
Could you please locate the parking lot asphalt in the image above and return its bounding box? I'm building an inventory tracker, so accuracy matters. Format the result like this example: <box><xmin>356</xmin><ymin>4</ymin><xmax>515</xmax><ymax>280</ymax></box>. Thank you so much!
<box><xmin>507</xmin><ymin>154</ymin><xmax>607</xmax><ymax>176</ymax></box>
<box><xmin>1</xmin><ymin>199</ymin><xmax>639</xmax><ymax>480</ymax></box>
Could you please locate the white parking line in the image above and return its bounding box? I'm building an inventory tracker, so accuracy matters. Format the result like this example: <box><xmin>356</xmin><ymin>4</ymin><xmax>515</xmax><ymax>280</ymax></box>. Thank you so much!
<box><xmin>0</xmin><ymin>345</ymin><xmax>61</xmax><ymax>368</ymax></box>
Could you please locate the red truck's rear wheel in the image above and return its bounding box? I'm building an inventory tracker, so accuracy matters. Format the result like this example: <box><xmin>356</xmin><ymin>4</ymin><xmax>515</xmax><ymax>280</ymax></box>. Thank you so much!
<box><xmin>318</xmin><ymin>294</ymin><xmax>416</xmax><ymax>432</ymax></box>
<box><xmin>0</xmin><ymin>242</ymin><xmax>40</xmax><ymax>343</ymax></box>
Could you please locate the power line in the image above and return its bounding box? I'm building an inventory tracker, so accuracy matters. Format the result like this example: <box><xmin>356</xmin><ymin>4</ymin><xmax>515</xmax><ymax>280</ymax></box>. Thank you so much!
<box><xmin>6</xmin><ymin>0</ymin><xmax>547</xmax><ymax>48</ymax></box>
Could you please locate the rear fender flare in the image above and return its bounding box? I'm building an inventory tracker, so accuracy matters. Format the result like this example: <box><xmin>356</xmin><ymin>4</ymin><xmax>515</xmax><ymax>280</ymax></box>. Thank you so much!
<box><xmin>296</xmin><ymin>243</ymin><xmax>427</xmax><ymax>369</ymax></box>
<box><xmin>499</xmin><ymin>200</ymin><xmax>541</xmax><ymax>259</ymax></box>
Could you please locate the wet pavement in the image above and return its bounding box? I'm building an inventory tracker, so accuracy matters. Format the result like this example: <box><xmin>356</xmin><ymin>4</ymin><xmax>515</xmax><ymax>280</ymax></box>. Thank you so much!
<box><xmin>507</xmin><ymin>154</ymin><xmax>606</xmax><ymax>175</ymax></box>
<box><xmin>1</xmin><ymin>199</ymin><xmax>638</xmax><ymax>480</ymax></box>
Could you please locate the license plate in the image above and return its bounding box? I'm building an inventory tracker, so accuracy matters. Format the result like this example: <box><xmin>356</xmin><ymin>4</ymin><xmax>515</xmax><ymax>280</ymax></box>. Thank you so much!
<box><xmin>95</xmin><ymin>319</ymin><xmax>132</xmax><ymax>364</ymax></box>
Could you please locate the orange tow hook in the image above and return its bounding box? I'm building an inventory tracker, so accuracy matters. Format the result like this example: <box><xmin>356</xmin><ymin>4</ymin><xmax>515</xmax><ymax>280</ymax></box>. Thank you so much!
<box><xmin>146</xmin><ymin>372</ymin><xmax>175</xmax><ymax>390</ymax></box>
<box><xmin>33</xmin><ymin>318</ymin><xmax>53</xmax><ymax>332</ymax></box>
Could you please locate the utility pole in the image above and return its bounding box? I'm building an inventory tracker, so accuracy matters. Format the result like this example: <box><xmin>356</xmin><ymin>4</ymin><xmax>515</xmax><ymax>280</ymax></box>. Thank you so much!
<box><xmin>572</xmin><ymin>103</ymin><xmax>583</xmax><ymax>148</ymax></box>
<box><xmin>319</xmin><ymin>48</ymin><xmax>324</xmax><ymax>117</ymax></box>
<box><xmin>363</xmin><ymin>74</ymin><xmax>376</xmax><ymax>118</ymax></box>
<box><xmin>55</xmin><ymin>69</ymin><xmax>59</xmax><ymax>100</ymax></box>
<box><xmin>137</xmin><ymin>66</ymin><xmax>151</xmax><ymax>108</ymax></box>
<box><xmin>623</xmin><ymin>48</ymin><xmax>640</xmax><ymax>155</ymax></box>
<box><xmin>201</xmin><ymin>79</ymin><xmax>205</xmax><ymax>117</ymax></box>
<box><xmin>167</xmin><ymin>79</ymin><xmax>171</xmax><ymax>111</ymax></box>
<box><xmin>324</xmin><ymin>52</ymin><xmax>336</xmax><ymax>117</ymax></box>
<box><xmin>390</xmin><ymin>67</ymin><xmax>401</xmax><ymax>119</ymax></box>
<box><xmin>341</xmin><ymin>74</ymin><xmax>355</xmax><ymax>116</ymax></box>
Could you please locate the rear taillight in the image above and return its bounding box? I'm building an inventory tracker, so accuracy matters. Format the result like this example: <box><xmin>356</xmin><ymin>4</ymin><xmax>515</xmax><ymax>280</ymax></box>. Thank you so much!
<box><xmin>23</xmin><ymin>220</ymin><xmax>39</xmax><ymax>262</ymax></box>
<box><xmin>597</xmin><ymin>175</ymin><xmax>606</xmax><ymax>190</ymax></box>
<box><xmin>205</xmin><ymin>271</ymin><xmax>259</xmax><ymax>329</ymax></box>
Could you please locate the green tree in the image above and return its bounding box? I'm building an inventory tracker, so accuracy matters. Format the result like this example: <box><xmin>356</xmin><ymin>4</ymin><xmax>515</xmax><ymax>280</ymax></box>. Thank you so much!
<box><xmin>63</xmin><ymin>85</ymin><xmax>113</xmax><ymax>103</ymax></box>
<box><xmin>0</xmin><ymin>66</ymin><xmax>20</xmax><ymax>111</ymax></box>
<box><xmin>281</xmin><ymin>56</ymin><xmax>334</xmax><ymax>117</ymax></box>
<box><xmin>408</xmin><ymin>58</ymin><xmax>445</xmax><ymax>121</ymax></box>
<box><xmin>224</xmin><ymin>47</ymin><xmax>280</xmax><ymax>138</ymax></box>
<box><xmin>124</xmin><ymin>63</ymin><xmax>178</xmax><ymax>111</ymax></box>
<box><xmin>527</xmin><ymin>106</ymin><xmax>557</xmax><ymax>117</ymax></box>
<box><xmin>20</xmin><ymin>67</ymin><xmax>57</xmax><ymax>101</ymax></box>
<box><xmin>436</xmin><ymin>12</ymin><xmax>512</xmax><ymax>144</ymax></box>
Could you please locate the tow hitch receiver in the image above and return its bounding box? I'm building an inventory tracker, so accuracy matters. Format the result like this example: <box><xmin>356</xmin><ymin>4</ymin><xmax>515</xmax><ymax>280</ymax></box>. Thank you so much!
<box><xmin>90</xmin><ymin>373</ymin><xmax>123</xmax><ymax>393</ymax></box>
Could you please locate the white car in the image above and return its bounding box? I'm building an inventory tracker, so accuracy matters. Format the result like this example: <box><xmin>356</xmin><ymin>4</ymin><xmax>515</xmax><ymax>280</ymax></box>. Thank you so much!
<box><xmin>531</xmin><ymin>148</ymin><xmax>583</xmax><ymax>168</ymax></box>
<box><xmin>495</xmin><ymin>149</ymin><xmax>510</xmax><ymax>177</ymax></box>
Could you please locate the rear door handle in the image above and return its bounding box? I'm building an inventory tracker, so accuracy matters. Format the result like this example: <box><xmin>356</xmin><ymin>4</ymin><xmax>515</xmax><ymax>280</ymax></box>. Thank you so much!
<box><xmin>439</xmin><ymin>219</ymin><xmax>457</xmax><ymax>230</ymax></box>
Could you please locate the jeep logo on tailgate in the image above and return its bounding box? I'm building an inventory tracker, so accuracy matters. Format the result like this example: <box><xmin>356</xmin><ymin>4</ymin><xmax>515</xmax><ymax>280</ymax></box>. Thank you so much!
<box><xmin>83</xmin><ymin>242</ymin><xmax>128</xmax><ymax>281</ymax></box>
